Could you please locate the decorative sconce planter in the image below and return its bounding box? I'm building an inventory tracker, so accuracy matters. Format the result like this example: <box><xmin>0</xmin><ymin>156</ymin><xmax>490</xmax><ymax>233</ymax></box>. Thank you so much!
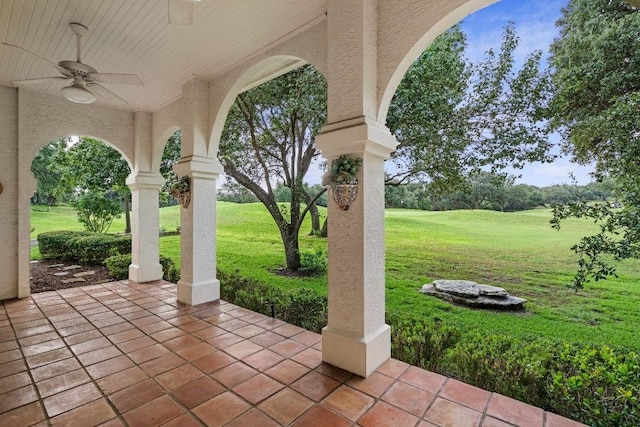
<box><xmin>332</xmin><ymin>183</ymin><xmax>358</xmax><ymax>210</ymax></box>
<box><xmin>170</xmin><ymin>176</ymin><xmax>191</xmax><ymax>209</ymax></box>
<box><xmin>329</xmin><ymin>155</ymin><xmax>362</xmax><ymax>211</ymax></box>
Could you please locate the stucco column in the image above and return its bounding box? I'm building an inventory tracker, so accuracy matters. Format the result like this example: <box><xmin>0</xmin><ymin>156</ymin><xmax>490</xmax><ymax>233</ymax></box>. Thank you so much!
<box><xmin>126</xmin><ymin>172</ymin><xmax>164</xmax><ymax>283</ymax></box>
<box><xmin>316</xmin><ymin>117</ymin><xmax>398</xmax><ymax>377</ymax></box>
<box><xmin>173</xmin><ymin>155</ymin><xmax>222</xmax><ymax>305</ymax></box>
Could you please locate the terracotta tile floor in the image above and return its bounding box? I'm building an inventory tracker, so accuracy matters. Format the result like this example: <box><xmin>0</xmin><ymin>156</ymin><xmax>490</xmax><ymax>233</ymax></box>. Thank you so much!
<box><xmin>0</xmin><ymin>280</ymin><xmax>586</xmax><ymax>426</ymax></box>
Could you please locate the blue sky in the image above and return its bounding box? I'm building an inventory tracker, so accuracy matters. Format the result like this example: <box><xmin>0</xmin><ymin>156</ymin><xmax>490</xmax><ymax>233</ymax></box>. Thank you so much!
<box><xmin>460</xmin><ymin>0</ymin><xmax>594</xmax><ymax>186</ymax></box>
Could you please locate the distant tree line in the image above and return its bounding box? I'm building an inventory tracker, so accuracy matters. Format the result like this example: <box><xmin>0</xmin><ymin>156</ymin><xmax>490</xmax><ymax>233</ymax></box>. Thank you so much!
<box><xmin>385</xmin><ymin>171</ymin><xmax>615</xmax><ymax>212</ymax></box>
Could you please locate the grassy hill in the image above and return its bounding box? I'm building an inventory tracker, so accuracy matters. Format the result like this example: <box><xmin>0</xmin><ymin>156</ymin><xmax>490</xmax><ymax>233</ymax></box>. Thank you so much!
<box><xmin>31</xmin><ymin>202</ymin><xmax>640</xmax><ymax>350</ymax></box>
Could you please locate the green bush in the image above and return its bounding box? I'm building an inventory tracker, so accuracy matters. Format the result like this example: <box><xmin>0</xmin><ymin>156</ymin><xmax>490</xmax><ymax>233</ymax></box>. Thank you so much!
<box><xmin>299</xmin><ymin>249</ymin><xmax>327</xmax><ymax>275</ymax></box>
<box><xmin>104</xmin><ymin>254</ymin><xmax>130</xmax><ymax>280</ymax></box>
<box><xmin>67</xmin><ymin>234</ymin><xmax>131</xmax><ymax>264</ymax></box>
<box><xmin>218</xmin><ymin>270</ymin><xmax>327</xmax><ymax>333</ymax></box>
<box><xmin>280</xmin><ymin>288</ymin><xmax>327</xmax><ymax>331</ymax></box>
<box><xmin>548</xmin><ymin>344</ymin><xmax>640</xmax><ymax>426</ymax></box>
<box><xmin>105</xmin><ymin>254</ymin><xmax>181</xmax><ymax>282</ymax></box>
<box><xmin>159</xmin><ymin>255</ymin><xmax>180</xmax><ymax>282</ymax></box>
<box><xmin>388</xmin><ymin>311</ymin><xmax>461</xmax><ymax>374</ymax></box>
<box><xmin>73</xmin><ymin>193</ymin><xmax>122</xmax><ymax>233</ymax></box>
<box><xmin>445</xmin><ymin>332</ymin><xmax>554</xmax><ymax>408</ymax></box>
<box><xmin>38</xmin><ymin>231</ymin><xmax>91</xmax><ymax>260</ymax></box>
<box><xmin>386</xmin><ymin>309</ymin><xmax>640</xmax><ymax>425</ymax></box>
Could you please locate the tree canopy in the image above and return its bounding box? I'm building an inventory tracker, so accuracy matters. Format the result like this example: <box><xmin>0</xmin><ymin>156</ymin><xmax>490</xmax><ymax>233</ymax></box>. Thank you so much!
<box><xmin>219</xmin><ymin>65</ymin><xmax>327</xmax><ymax>271</ymax></box>
<box><xmin>55</xmin><ymin>138</ymin><xmax>132</xmax><ymax>233</ymax></box>
<box><xmin>386</xmin><ymin>24</ymin><xmax>553</xmax><ymax>192</ymax></box>
<box><xmin>549</xmin><ymin>0</ymin><xmax>640</xmax><ymax>289</ymax></box>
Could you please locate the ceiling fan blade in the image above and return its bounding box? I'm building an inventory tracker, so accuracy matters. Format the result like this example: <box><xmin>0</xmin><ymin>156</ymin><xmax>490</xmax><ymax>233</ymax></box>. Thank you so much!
<box><xmin>87</xmin><ymin>83</ymin><xmax>128</xmax><ymax>105</ymax></box>
<box><xmin>89</xmin><ymin>72</ymin><xmax>143</xmax><ymax>86</ymax></box>
<box><xmin>168</xmin><ymin>0</ymin><xmax>194</xmax><ymax>25</ymax></box>
<box><xmin>11</xmin><ymin>76</ymin><xmax>70</xmax><ymax>85</ymax></box>
<box><xmin>1</xmin><ymin>42</ymin><xmax>70</xmax><ymax>76</ymax></box>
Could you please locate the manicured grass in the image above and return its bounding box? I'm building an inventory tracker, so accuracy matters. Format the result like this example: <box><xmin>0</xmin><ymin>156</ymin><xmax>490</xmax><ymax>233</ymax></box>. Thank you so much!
<box><xmin>30</xmin><ymin>202</ymin><xmax>640</xmax><ymax>350</ymax></box>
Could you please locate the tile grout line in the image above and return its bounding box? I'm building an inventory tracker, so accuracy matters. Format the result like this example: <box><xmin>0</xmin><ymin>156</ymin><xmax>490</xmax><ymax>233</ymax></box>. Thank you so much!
<box><xmin>5</xmin><ymin>297</ymin><xmax>50</xmax><ymax>426</ymax></box>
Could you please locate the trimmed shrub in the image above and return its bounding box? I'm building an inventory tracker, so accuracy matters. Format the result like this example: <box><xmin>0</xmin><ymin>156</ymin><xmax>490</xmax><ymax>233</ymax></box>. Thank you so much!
<box><xmin>218</xmin><ymin>270</ymin><xmax>327</xmax><ymax>333</ymax></box>
<box><xmin>548</xmin><ymin>344</ymin><xmax>640</xmax><ymax>427</ymax></box>
<box><xmin>387</xmin><ymin>311</ymin><xmax>461</xmax><ymax>374</ymax></box>
<box><xmin>105</xmin><ymin>254</ymin><xmax>181</xmax><ymax>282</ymax></box>
<box><xmin>159</xmin><ymin>255</ymin><xmax>180</xmax><ymax>282</ymax></box>
<box><xmin>67</xmin><ymin>234</ymin><xmax>131</xmax><ymax>264</ymax></box>
<box><xmin>38</xmin><ymin>231</ymin><xmax>91</xmax><ymax>260</ymax></box>
<box><xmin>104</xmin><ymin>254</ymin><xmax>130</xmax><ymax>280</ymax></box>
<box><xmin>280</xmin><ymin>288</ymin><xmax>327</xmax><ymax>331</ymax></box>
<box><xmin>445</xmin><ymin>332</ymin><xmax>554</xmax><ymax>408</ymax></box>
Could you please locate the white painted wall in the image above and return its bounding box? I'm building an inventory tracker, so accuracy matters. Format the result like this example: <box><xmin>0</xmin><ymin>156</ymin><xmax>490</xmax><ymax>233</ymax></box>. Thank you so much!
<box><xmin>0</xmin><ymin>85</ymin><xmax>19</xmax><ymax>300</ymax></box>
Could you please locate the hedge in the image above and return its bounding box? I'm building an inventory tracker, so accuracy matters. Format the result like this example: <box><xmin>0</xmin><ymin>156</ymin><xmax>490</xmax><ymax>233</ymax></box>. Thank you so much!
<box><xmin>37</xmin><ymin>230</ymin><xmax>131</xmax><ymax>264</ymax></box>
<box><xmin>216</xmin><ymin>268</ymin><xmax>639</xmax><ymax>426</ymax></box>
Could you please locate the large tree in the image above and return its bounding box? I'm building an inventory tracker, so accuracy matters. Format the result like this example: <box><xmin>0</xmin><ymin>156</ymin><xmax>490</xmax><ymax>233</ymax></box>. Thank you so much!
<box><xmin>57</xmin><ymin>138</ymin><xmax>132</xmax><ymax>233</ymax></box>
<box><xmin>549</xmin><ymin>0</ymin><xmax>640</xmax><ymax>289</ymax></box>
<box><xmin>31</xmin><ymin>138</ymin><xmax>68</xmax><ymax>206</ymax></box>
<box><xmin>386</xmin><ymin>24</ymin><xmax>553</xmax><ymax>192</ymax></box>
<box><xmin>219</xmin><ymin>65</ymin><xmax>327</xmax><ymax>271</ymax></box>
<box><xmin>219</xmin><ymin>24</ymin><xmax>551</xmax><ymax>272</ymax></box>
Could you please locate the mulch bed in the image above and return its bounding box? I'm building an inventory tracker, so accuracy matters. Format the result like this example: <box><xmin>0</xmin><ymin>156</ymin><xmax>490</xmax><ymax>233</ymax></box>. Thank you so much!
<box><xmin>30</xmin><ymin>258</ymin><xmax>117</xmax><ymax>293</ymax></box>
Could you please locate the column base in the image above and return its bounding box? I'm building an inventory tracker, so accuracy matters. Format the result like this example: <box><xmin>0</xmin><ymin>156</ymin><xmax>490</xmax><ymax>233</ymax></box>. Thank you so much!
<box><xmin>322</xmin><ymin>324</ymin><xmax>391</xmax><ymax>378</ymax></box>
<box><xmin>129</xmin><ymin>263</ymin><xmax>163</xmax><ymax>283</ymax></box>
<box><xmin>177</xmin><ymin>279</ymin><xmax>220</xmax><ymax>305</ymax></box>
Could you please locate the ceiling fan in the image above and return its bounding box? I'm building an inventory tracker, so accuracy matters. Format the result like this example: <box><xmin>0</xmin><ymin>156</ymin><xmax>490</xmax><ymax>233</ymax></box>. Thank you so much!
<box><xmin>168</xmin><ymin>0</ymin><xmax>203</xmax><ymax>25</ymax></box>
<box><xmin>1</xmin><ymin>22</ymin><xmax>143</xmax><ymax>105</ymax></box>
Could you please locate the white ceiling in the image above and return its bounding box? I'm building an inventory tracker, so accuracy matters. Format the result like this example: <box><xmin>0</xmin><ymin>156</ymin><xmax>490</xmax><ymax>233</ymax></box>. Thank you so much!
<box><xmin>0</xmin><ymin>0</ymin><xmax>327</xmax><ymax>111</ymax></box>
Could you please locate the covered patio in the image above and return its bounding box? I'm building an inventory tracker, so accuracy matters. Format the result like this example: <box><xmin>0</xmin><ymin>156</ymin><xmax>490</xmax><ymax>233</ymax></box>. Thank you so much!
<box><xmin>0</xmin><ymin>280</ymin><xmax>583</xmax><ymax>426</ymax></box>
<box><xmin>0</xmin><ymin>0</ymin><xmax>593</xmax><ymax>425</ymax></box>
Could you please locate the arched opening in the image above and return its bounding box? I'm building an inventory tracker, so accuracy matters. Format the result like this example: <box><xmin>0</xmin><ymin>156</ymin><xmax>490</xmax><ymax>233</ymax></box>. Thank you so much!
<box><xmin>156</xmin><ymin>129</ymin><xmax>183</xmax><ymax>282</ymax></box>
<box><xmin>29</xmin><ymin>135</ymin><xmax>132</xmax><ymax>293</ymax></box>
<box><xmin>218</xmin><ymin>63</ymin><xmax>328</xmax><ymax>273</ymax></box>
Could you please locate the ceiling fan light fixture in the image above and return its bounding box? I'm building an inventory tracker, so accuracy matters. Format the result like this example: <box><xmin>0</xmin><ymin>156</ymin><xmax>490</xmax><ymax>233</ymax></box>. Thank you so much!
<box><xmin>62</xmin><ymin>84</ymin><xmax>96</xmax><ymax>104</ymax></box>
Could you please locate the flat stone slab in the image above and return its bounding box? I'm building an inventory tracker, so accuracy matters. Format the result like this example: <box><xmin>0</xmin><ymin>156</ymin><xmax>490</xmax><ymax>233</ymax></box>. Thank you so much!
<box><xmin>63</xmin><ymin>265</ymin><xmax>82</xmax><ymax>271</ymax></box>
<box><xmin>74</xmin><ymin>271</ymin><xmax>95</xmax><ymax>277</ymax></box>
<box><xmin>421</xmin><ymin>281</ymin><xmax>527</xmax><ymax>311</ymax></box>
<box><xmin>61</xmin><ymin>277</ymin><xmax>86</xmax><ymax>284</ymax></box>
<box><xmin>477</xmin><ymin>284</ymin><xmax>508</xmax><ymax>298</ymax></box>
<box><xmin>53</xmin><ymin>272</ymin><xmax>70</xmax><ymax>276</ymax></box>
<box><xmin>49</xmin><ymin>264</ymin><xmax>65</xmax><ymax>268</ymax></box>
<box><xmin>433</xmin><ymin>280</ymin><xmax>479</xmax><ymax>297</ymax></box>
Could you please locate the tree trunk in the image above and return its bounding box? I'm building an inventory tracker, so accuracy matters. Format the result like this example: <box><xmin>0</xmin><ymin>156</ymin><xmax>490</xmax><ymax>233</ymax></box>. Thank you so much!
<box><xmin>320</xmin><ymin>217</ymin><xmax>328</xmax><ymax>238</ymax></box>
<box><xmin>304</xmin><ymin>191</ymin><xmax>320</xmax><ymax>235</ymax></box>
<box><xmin>123</xmin><ymin>195</ymin><xmax>131</xmax><ymax>234</ymax></box>
<box><xmin>282</xmin><ymin>228</ymin><xmax>301</xmax><ymax>270</ymax></box>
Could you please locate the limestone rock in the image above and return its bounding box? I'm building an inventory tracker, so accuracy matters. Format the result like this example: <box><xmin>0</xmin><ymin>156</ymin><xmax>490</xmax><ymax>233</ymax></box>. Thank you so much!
<box><xmin>433</xmin><ymin>280</ymin><xmax>479</xmax><ymax>297</ymax></box>
<box><xmin>421</xmin><ymin>280</ymin><xmax>526</xmax><ymax>311</ymax></box>
<box><xmin>477</xmin><ymin>284</ymin><xmax>508</xmax><ymax>298</ymax></box>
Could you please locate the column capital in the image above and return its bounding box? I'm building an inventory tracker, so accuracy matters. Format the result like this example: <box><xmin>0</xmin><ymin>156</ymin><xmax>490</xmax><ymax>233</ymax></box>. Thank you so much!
<box><xmin>173</xmin><ymin>155</ymin><xmax>223</xmax><ymax>180</ymax></box>
<box><xmin>316</xmin><ymin>116</ymin><xmax>398</xmax><ymax>160</ymax></box>
<box><xmin>126</xmin><ymin>172</ymin><xmax>164</xmax><ymax>190</ymax></box>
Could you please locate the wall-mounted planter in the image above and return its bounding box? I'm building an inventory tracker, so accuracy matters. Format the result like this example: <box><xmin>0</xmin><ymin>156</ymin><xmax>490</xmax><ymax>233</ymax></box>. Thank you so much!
<box><xmin>329</xmin><ymin>155</ymin><xmax>362</xmax><ymax>211</ymax></box>
<box><xmin>332</xmin><ymin>183</ymin><xmax>358</xmax><ymax>210</ymax></box>
<box><xmin>169</xmin><ymin>176</ymin><xmax>191</xmax><ymax>209</ymax></box>
<box><xmin>173</xmin><ymin>191</ymin><xmax>191</xmax><ymax>209</ymax></box>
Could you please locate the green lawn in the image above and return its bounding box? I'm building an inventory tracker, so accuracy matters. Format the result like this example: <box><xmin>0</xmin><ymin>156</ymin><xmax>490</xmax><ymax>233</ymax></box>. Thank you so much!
<box><xmin>30</xmin><ymin>203</ymin><xmax>640</xmax><ymax>350</ymax></box>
